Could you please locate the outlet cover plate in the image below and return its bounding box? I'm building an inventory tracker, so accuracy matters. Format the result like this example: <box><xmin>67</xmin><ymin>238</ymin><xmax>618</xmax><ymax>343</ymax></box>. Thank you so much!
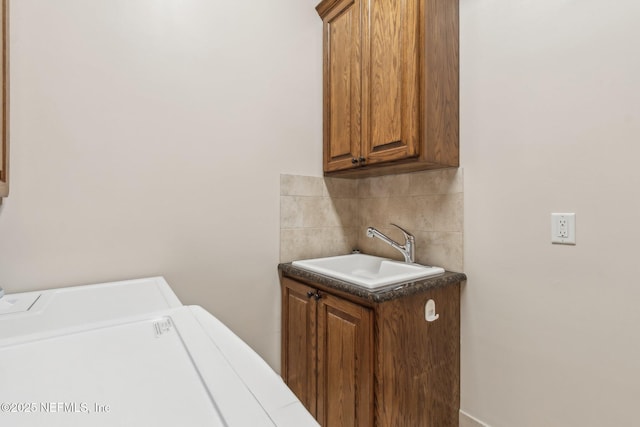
<box><xmin>551</xmin><ymin>213</ymin><xmax>576</xmax><ymax>245</ymax></box>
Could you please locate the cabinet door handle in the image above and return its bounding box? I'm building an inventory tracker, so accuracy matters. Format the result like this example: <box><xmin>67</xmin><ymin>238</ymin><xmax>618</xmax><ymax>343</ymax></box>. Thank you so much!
<box><xmin>351</xmin><ymin>158</ymin><xmax>358</xmax><ymax>164</ymax></box>
<box><xmin>306</xmin><ymin>291</ymin><xmax>323</xmax><ymax>300</ymax></box>
<box><xmin>358</xmin><ymin>156</ymin><xmax>366</xmax><ymax>164</ymax></box>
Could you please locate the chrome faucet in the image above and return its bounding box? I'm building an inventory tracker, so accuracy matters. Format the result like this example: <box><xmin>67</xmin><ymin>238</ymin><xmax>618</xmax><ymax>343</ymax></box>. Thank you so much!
<box><xmin>366</xmin><ymin>224</ymin><xmax>416</xmax><ymax>263</ymax></box>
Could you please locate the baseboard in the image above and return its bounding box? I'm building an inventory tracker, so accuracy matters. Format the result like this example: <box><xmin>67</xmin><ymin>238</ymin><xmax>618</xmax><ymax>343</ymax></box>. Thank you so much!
<box><xmin>460</xmin><ymin>409</ymin><xmax>491</xmax><ymax>427</ymax></box>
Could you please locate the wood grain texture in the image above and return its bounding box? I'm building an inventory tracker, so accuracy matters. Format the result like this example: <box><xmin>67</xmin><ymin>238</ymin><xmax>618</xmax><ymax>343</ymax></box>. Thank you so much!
<box><xmin>361</xmin><ymin>0</ymin><xmax>419</xmax><ymax>167</ymax></box>
<box><xmin>400</xmin><ymin>0</ymin><xmax>421</xmax><ymax>160</ymax></box>
<box><xmin>317</xmin><ymin>293</ymin><xmax>373</xmax><ymax>427</ymax></box>
<box><xmin>369</xmin><ymin>0</ymin><xmax>402</xmax><ymax>150</ymax></box>
<box><xmin>316</xmin><ymin>0</ymin><xmax>348</xmax><ymax>17</ymax></box>
<box><xmin>320</xmin><ymin>0</ymin><xmax>362</xmax><ymax>172</ymax></box>
<box><xmin>281</xmin><ymin>272</ymin><xmax>461</xmax><ymax>426</ymax></box>
<box><xmin>421</xmin><ymin>0</ymin><xmax>459</xmax><ymax>167</ymax></box>
<box><xmin>318</xmin><ymin>0</ymin><xmax>459</xmax><ymax>177</ymax></box>
<box><xmin>329</xmin><ymin>8</ymin><xmax>353</xmax><ymax>158</ymax></box>
<box><xmin>0</xmin><ymin>0</ymin><xmax>9</xmax><ymax>199</ymax></box>
<box><xmin>322</xmin><ymin>160</ymin><xmax>457</xmax><ymax>178</ymax></box>
<box><xmin>375</xmin><ymin>283</ymin><xmax>460</xmax><ymax>427</ymax></box>
<box><xmin>281</xmin><ymin>278</ymin><xmax>318</xmax><ymax>416</ymax></box>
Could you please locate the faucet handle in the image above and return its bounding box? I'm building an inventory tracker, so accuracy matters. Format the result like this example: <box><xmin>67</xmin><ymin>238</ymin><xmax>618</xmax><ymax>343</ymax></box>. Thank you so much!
<box><xmin>390</xmin><ymin>223</ymin><xmax>414</xmax><ymax>241</ymax></box>
<box><xmin>391</xmin><ymin>223</ymin><xmax>416</xmax><ymax>263</ymax></box>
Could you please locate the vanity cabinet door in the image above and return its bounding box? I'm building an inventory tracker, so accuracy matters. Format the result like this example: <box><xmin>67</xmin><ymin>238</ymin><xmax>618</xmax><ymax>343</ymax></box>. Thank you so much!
<box><xmin>281</xmin><ymin>278</ymin><xmax>318</xmax><ymax>415</ymax></box>
<box><xmin>316</xmin><ymin>292</ymin><xmax>373</xmax><ymax>427</ymax></box>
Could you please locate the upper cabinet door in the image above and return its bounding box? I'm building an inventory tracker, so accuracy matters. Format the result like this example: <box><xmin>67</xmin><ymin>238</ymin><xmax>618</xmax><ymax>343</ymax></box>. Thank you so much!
<box><xmin>361</xmin><ymin>0</ymin><xmax>420</xmax><ymax>166</ymax></box>
<box><xmin>0</xmin><ymin>0</ymin><xmax>8</xmax><ymax>199</ymax></box>
<box><xmin>318</xmin><ymin>0</ymin><xmax>362</xmax><ymax>173</ymax></box>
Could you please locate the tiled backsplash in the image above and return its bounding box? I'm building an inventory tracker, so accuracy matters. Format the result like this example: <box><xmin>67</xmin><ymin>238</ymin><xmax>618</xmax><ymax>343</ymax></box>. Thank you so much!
<box><xmin>357</xmin><ymin>169</ymin><xmax>463</xmax><ymax>271</ymax></box>
<box><xmin>280</xmin><ymin>169</ymin><xmax>463</xmax><ymax>272</ymax></box>
<box><xmin>280</xmin><ymin>176</ymin><xmax>359</xmax><ymax>263</ymax></box>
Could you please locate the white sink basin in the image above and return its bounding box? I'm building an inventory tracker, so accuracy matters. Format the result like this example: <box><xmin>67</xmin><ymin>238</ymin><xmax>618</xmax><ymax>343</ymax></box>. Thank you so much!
<box><xmin>292</xmin><ymin>254</ymin><xmax>444</xmax><ymax>289</ymax></box>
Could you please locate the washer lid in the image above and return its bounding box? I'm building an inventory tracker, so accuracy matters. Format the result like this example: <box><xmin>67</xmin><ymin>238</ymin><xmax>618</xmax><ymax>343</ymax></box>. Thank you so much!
<box><xmin>0</xmin><ymin>307</ymin><xmax>279</xmax><ymax>427</ymax></box>
<box><xmin>0</xmin><ymin>277</ymin><xmax>181</xmax><ymax>339</ymax></box>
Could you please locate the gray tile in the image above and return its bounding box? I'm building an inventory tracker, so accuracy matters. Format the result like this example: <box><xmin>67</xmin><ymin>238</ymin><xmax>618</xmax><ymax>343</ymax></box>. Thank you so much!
<box><xmin>358</xmin><ymin>174</ymin><xmax>410</xmax><ymax>198</ymax></box>
<box><xmin>384</xmin><ymin>196</ymin><xmax>418</xmax><ymax>229</ymax></box>
<box><xmin>320</xmin><ymin>227</ymin><xmax>359</xmax><ymax>256</ymax></box>
<box><xmin>280</xmin><ymin>196</ymin><xmax>304</xmax><ymax>229</ymax></box>
<box><xmin>280</xmin><ymin>228</ymin><xmax>324</xmax><ymax>262</ymax></box>
<box><xmin>333</xmin><ymin>198</ymin><xmax>359</xmax><ymax>228</ymax></box>
<box><xmin>413</xmin><ymin>231</ymin><xmax>463</xmax><ymax>272</ymax></box>
<box><xmin>410</xmin><ymin>196</ymin><xmax>438</xmax><ymax>231</ymax></box>
<box><xmin>408</xmin><ymin>168</ymin><xmax>463</xmax><ymax>195</ymax></box>
<box><xmin>301</xmin><ymin>197</ymin><xmax>339</xmax><ymax>228</ymax></box>
<box><xmin>358</xmin><ymin>197</ymin><xmax>390</xmax><ymax>228</ymax></box>
<box><xmin>432</xmin><ymin>193</ymin><xmax>463</xmax><ymax>232</ymax></box>
<box><xmin>323</xmin><ymin>177</ymin><xmax>358</xmax><ymax>198</ymax></box>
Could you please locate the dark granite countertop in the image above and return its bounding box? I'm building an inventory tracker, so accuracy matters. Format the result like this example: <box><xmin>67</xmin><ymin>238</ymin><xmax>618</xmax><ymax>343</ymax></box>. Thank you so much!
<box><xmin>279</xmin><ymin>262</ymin><xmax>466</xmax><ymax>303</ymax></box>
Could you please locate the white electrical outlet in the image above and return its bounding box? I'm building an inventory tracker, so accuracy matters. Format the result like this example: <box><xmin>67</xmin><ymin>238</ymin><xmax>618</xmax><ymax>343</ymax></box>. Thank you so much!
<box><xmin>558</xmin><ymin>217</ymin><xmax>568</xmax><ymax>237</ymax></box>
<box><xmin>551</xmin><ymin>213</ymin><xmax>576</xmax><ymax>245</ymax></box>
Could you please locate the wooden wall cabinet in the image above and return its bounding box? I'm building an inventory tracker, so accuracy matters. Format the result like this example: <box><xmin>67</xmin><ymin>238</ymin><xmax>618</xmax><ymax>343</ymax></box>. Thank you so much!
<box><xmin>317</xmin><ymin>0</ymin><xmax>459</xmax><ymax>177</ymax></box>
<box><xmin>0</xmin><ymin>0</ymin><xmax>8</xmax><ymax>199</ymax></box>
<box><xmin>281</xmin><ymin>274</ymin><xmax>460</xmax><ymax>427</ymax></box>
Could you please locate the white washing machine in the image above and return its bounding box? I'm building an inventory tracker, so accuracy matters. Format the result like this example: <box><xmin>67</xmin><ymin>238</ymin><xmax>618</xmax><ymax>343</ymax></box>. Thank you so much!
<box><xmin>0</xmin><ymin>277</ymin><xmax>318</xmax><ymax>427</ymax></box>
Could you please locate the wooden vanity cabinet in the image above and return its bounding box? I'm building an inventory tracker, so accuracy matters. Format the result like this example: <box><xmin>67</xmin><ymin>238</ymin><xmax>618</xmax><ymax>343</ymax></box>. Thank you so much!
<box><xmin>280</xmin><ymin>274</ymin><xmax>460</xmax><ymax>427</ymax></box>
<box><xmin>316</xmin><ymin>0</ymin><xmax>459</xmax><ymax>177</ymax></box>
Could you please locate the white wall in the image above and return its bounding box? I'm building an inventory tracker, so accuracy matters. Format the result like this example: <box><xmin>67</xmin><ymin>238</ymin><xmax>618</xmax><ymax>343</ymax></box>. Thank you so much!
<box><xmin>461</xmin><ymin>0</ymin><xmax>640</xmax><ymax>425</ymax></box>
<box><xmin>0</xmin><ymin>0</ymin><xmax>322</xmax><ymax>369</ymax></box>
